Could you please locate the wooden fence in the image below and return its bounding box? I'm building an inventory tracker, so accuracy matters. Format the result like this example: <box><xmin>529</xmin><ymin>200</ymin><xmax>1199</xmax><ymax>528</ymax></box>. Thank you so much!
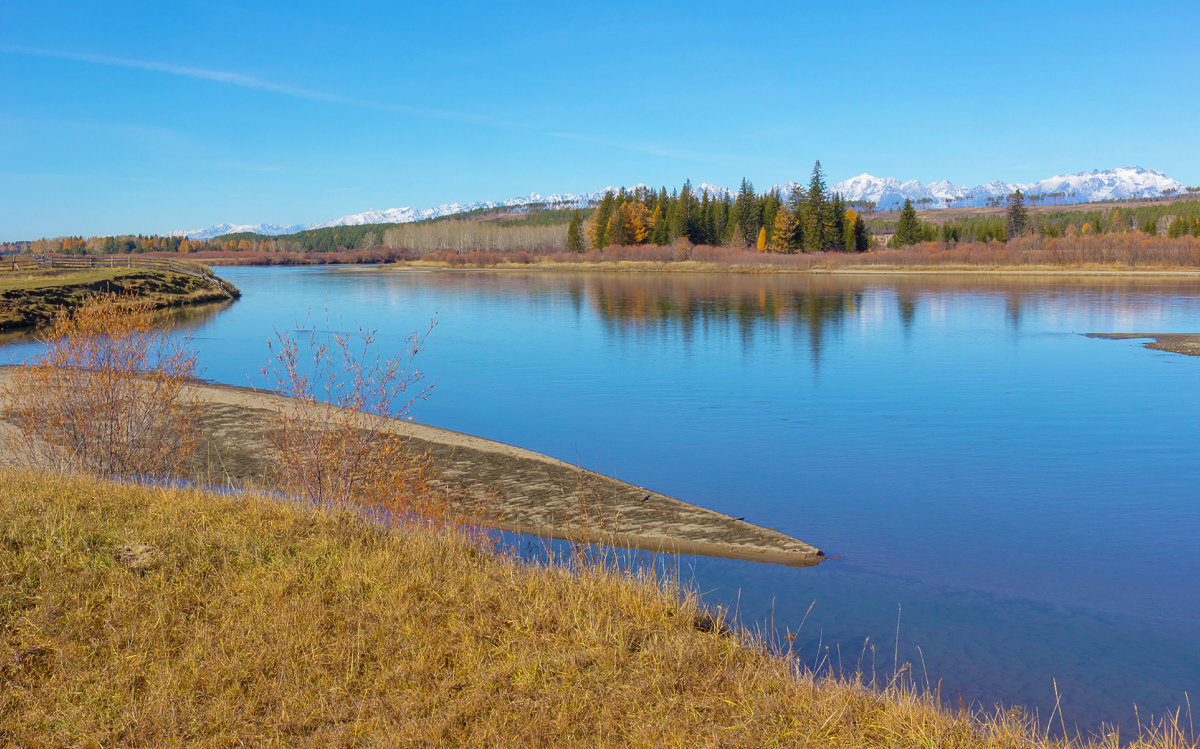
<box><xmin>4</xmin><ymin>254</ymin><xmax>239</xmax><ymax>299</ymax></box>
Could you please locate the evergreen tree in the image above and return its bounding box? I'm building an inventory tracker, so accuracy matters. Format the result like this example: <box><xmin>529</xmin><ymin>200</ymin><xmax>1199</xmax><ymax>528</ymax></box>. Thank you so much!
<box><xmin>671</xmin><ymin>181</ymin><xmax>694</xmax><ymax>241</ymax></box>
<box><xmin>591</xmin><ymin>191</ymin><xmax>616</xmax><ymax>249</ymax></box>
<box><xmin>761</xmin><ymin>190</ymin><xmax>782</xmax><ymax>245</ymax></box>
<box><xmin>940</xmin><ymin>221</ymin><xmax>960</xmax><ymax>244</ymax></box>
<box><xmin>732</xmin><ymin>178</ymin><xmax>758</xmax><ymax>247</ymax></box>
<box><xmin>802</xmin><ymin>161</ymin><xmax>827</xmax><ymax>253</ymax></box>
<box><xmin>852</xmin><ymin>213</ymin><xmax>870</xmax><ymax>252</ymax></box>
<box><xmin>566</xmin><ymin>211</ymin><xmax>584</xmax><ymax>253</ymax></box>
<box><xmin>893</xmin><ymin>198</ymin><xmax>921</xmax><ymax>247</ymax></box>
<box><xmin>827</xmin><ymin>193</ymin><xmax>846</xmax><ymax>251</ymax></box>
<box><xmin>718</xmin><ymin>196</ymin><xmax>735</xmax><ymax>244</ymax></box>
<box><xmin>788</xmin><ymin>183</ymin><xmax>804</xmax><ymax>211</ymax></box>
<box><xmin>1005</xmin><ymin>189</ymin><xmax>1029</xmax><ymax>240</ymax></box>
<box><xmin>649</xmin><ymin>203</ymin><xmax>669</xmax><ymax>245</ymax></box>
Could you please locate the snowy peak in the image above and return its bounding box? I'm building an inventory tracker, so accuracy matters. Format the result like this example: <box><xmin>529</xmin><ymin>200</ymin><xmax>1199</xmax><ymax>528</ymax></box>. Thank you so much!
<box><xmin>831</xmin><ymin>167</ymin><xmax>1191</xmax><ymax>210</ymax></box>
<box><xmin>695</xmin><ymin>183</ymin><xmax>732</xmax><ymax>199</ymax></box>
<box><xmin>177</xmin><ymin>167</ymin><xmax>1192</xmax><ymax>239</ymax></box>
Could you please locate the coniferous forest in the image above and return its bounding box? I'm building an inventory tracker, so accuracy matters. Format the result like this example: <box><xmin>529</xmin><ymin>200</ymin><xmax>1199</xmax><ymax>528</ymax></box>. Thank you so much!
<box><xmin>574</xmin><ymin>162</ymin><xmax>871</xmax><ymax>255</ymax></box>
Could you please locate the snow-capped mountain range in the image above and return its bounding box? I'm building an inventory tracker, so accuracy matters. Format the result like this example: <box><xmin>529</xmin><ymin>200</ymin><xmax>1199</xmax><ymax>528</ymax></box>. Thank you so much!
<box><xmin>177</xmin><ymin>167</ymin><xmax>1192</xmax><ymax>240</ymax></box>
<box><xmin>827</xmin><ymin>167</ymin><xmax>1191</xmax><ymax>211</ymax></box>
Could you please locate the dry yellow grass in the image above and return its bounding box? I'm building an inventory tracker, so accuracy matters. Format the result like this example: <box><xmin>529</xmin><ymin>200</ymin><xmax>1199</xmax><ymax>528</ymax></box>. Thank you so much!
<box><xmin>0</xmin><ymin>470</ymin><xmax>1192</xmax><ymax>748</ymax></box>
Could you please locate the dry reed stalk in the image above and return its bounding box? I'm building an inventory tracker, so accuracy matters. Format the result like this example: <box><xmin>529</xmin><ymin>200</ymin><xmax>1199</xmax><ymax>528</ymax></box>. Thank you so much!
<box><xmin>0</xmin><ymin>293</ymin><xmax>199</xmax><ymax>478</ymax></box>
<box><xmin>263</xmin><ymin>316</ymin><xmax>453</xmax><ymax>524</ymax></box>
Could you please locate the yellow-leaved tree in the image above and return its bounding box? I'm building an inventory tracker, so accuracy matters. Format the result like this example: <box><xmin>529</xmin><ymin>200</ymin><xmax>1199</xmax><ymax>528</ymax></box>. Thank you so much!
<box><xmin>621</xmin><ymin>201</ymin><xmax>652</xmax><ymax>245</ymax></box>
<box><xmin>770</xmin><ymin>207</ymin><xmax>797</xmax><ymax>253</ymax></box>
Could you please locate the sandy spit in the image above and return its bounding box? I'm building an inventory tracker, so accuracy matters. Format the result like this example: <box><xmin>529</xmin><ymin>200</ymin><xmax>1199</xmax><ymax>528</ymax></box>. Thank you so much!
<box><xmin>0</xmin><ymin>367</ymin><xmax>823</xmax><ymax>567</ymax></box>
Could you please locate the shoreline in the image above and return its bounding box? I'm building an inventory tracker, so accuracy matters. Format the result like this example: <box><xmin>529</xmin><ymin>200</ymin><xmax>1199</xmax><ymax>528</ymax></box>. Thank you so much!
<box><xmin>1086</xmin><ymin>332</ymin><xmax>1200</xmax><ymax>357</ymax></box>
<box><xmin>0</xmin><ymin>266</ymin><xmax>237</xmax><ymax>332</ymax></box>
<box><xmin>384</xmin><ymin>259</ymin><xmax>1200</xmax><ymax>279</ymax></box>
<box><xmin>0</xmin><ymin>367</ymin><xmax>824</xmax><ymax>567</ymax></box>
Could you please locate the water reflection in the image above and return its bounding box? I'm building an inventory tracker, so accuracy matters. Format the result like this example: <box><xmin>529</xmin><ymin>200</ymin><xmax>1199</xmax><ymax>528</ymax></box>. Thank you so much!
<box><xmin>0</xmin><ymin>299</ymin><xmax>234</xmax><ymax>353</ymax></box>
<box><xmin>578</xmin><ymin>274</ymin><xmax>866</xmax><ymax>371</ymax></box>
<box><xmin>535</xmin><ymin>272</ymin><xmax>1199</xmax><ymax>364</ymax></box>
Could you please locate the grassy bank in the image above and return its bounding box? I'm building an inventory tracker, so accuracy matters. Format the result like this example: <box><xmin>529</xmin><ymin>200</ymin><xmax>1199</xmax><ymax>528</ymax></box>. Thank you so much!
<box><xmin>0</xmin><ymin>267</ymin><xmax>235</xmax><ymax>331</ymax></box>
<box><xmin>0</xmin><ymin>471</ymin><xmax>1189</xmax><ymax>747</ymax></box>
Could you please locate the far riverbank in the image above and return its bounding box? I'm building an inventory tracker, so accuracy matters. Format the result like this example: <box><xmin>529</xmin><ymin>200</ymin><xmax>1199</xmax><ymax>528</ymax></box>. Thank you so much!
<box><xmin>0</xmin><ymin>262</ymin><xmax>239</xmax><ymax>332</ymax></box>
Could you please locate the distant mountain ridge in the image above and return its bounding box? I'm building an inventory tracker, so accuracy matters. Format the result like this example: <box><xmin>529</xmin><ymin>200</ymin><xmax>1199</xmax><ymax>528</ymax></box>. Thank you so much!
<box><xmin>828</xmin><ymin>167</ymin><xmax>1191</xmax><ymax>211</ymax></box>
<box><xmin>177</xmin><ymin>167</ymin><xmax>1192</xmax><ymax>240</ymax></box>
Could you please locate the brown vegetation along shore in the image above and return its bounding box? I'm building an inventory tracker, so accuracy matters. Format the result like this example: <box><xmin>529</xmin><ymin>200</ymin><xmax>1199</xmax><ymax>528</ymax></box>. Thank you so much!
<box><xmin>392</xmin><ymin>234</ymin><xmax>1200</xmax><ymax>273</ymax></box>
<box><xmin>67</xmin><ymin>229</ymin><xmax>1200</xmax><ymax>273</ymax></box>
<box><xmin>2</xmin><ymin>470</ymin><xmax>1192</xmax><ymax>747</ymax></box>
<box><xmin>0</xmin><ymin>366</ymin><xmax>823</xmax><ymax>567</ymax></box>
<box><xmin>0</xmin><ymin>267</ymin><xmax>235</xmax><ymax>331</ymax></box>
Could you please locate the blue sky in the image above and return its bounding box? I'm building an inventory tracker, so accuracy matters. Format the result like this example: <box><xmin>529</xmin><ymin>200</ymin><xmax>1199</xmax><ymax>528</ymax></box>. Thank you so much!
<box><xmin>2</xmin><ymin>0</ymin><xmax>1198</xmax><ymax>239</ymax></box>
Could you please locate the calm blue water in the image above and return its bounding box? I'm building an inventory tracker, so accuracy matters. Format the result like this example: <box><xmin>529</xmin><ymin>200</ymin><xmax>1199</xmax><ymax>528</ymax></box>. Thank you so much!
<box><xmin>6</xmin><ymin>266</ymin><xmax>1199</xmax><ymax>734</ymax></box>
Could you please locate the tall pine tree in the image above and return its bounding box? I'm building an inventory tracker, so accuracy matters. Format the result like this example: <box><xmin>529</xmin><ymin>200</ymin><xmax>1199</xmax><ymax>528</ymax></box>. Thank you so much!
<box><xmin>852</xmin><ymin>211</ymin><xmax>870</xmax><ymax>252</ymax></box>
<box><xmin>671</xmin><ymin>181</ymin><xmax>695</xmax><ymax>241</ymax></box>
<box><xmin>893</xmin><ymin>198</ymin><xmax>921</xmax><ymax>247</ymax></box>
<box><xmin>566</xmin><ymin>211</ymin><xmax>584</xmax><ymax>252</ymax></box>
<box><xmin>1005</xmin><ymin>189</ymin><xmax>1029</xmax><ymax>240</ymax></box>
<box><xmin>761</xmin><ymin>190</ymin><xmax>782</xmax><ymax>246</ymax></box>
<box><xmin>590</xmin><ymin>191</ymin><xmax>616</xmax><ymax>249</ymax></box>
<box><xmin>732</xmin><ymin>178</ymin><xmax>758</xmax><ymax>247</ymax></box>
<box><xmin>802</xmin><ymin>161</ymin><xmax>827</xmax><ymax>253</ymax></box>
<box><xmin>827</xmin><ymin>193</ymin><xmax>846</xmax><ymax>252</ymax></box>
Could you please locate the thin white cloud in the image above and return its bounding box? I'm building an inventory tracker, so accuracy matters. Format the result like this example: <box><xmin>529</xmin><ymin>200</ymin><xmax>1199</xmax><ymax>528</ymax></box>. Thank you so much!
<box><xmin>0</xmin><ymin>45</ymin><xmax>522</xmax><ymax>129</ymax></box>
<box><xmin>1</xmin><ymin>45</ymin><xmax>720</xmax><ymax>164</ymax></box>
<box><xmin>550</xmin><ymin>131</ymin><xmax>725</xmax><ymax>163</ymax></box>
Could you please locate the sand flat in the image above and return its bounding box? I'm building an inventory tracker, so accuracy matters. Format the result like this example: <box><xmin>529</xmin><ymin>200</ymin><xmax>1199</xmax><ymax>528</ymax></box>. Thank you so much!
<box><xmin>0</xmin><ymin>367</ymin><xmax>823</xmax><ymax>567</ymax></box>
<box><xmin>1086</xmin><ymin>332</ymin><xmax>1200</xmax><ymax>357</ymax></box>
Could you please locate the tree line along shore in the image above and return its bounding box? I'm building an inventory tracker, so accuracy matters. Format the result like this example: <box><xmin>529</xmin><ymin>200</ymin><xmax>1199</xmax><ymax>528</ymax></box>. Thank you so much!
<box><xmin>5</xmin><ymin>164</ymin><xmax>1200</xmax><ymax>263</ymax></box>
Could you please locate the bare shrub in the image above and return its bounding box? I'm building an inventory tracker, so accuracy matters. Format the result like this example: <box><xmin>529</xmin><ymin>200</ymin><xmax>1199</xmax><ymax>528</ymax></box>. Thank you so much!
<box><xmin>379</xmin><ymin>220</ymin><xmax>565</xmax><ymax>253</ymax></box>
<box><xmin>673</xmin><ymin>238</ymin><xmax>693</xmax><ymax>261</ymax></box>
<box><xmin>0</xmin><ymin>294</ymin><xmax>199</xmax><ymax>477</ymax></box>
<box><xmin>263</xmin><ymin>316</ymin><xmax>445</xmax><ymax>521</ymax></box>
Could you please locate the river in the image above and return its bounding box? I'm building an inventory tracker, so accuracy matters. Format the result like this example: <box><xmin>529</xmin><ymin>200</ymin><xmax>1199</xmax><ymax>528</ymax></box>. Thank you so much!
<box><xmin>5</xmin><ymin>265</ymin><xmax>1198</xmax><ymax>735</ymax></box>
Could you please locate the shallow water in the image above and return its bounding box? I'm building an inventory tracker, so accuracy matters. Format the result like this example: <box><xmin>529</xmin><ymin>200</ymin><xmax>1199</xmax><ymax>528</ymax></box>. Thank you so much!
<box><xmin>6</xmin><ymin>266</ymin><xmax>1199</xmax><ymax>735</ymax></box>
